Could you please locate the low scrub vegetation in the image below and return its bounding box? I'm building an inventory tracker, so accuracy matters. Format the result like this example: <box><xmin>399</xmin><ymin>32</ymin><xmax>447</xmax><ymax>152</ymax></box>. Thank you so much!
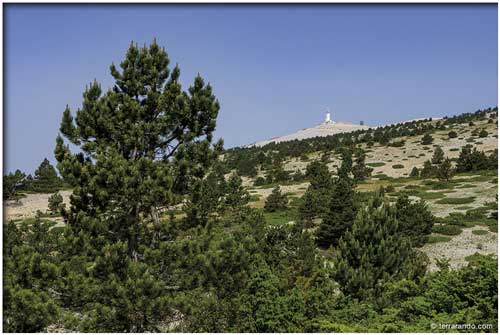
<box><xmin>432</xmin><ymin>224</ymin><xmax>463</xmax><ymax>235</ymax></box>
<box><xmin>435</xmin><ymin>196</ymin><xmax>476</xmax><ymax>205</ymax></box>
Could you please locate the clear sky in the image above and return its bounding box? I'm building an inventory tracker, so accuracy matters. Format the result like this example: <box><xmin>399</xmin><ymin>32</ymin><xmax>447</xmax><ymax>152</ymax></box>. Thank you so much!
<box><xmin>4</xmin><ymin>4</ymin><xmax>498</xmax><ymax>174</ymax></box>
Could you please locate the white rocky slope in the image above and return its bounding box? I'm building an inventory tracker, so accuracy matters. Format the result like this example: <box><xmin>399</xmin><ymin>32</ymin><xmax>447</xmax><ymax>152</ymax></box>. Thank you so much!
<box><xmin>249</xmin><ymin>121</ymin><xmax>372</xmax><ymax>147</ymax></box>
<box><xmin>248</xmin><ymin>116</ymin><xmax>443</xmax><ymax>148</ymax></box>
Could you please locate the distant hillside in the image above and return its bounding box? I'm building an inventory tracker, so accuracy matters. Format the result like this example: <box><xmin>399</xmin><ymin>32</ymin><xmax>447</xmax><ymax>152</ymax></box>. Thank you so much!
<box><xmin>224</xmin><ymin>107</ymin><xmax>498</xmax><ymax>181</ymax></box>
<box><xmin>248</xmin><ymin>116</ymin><xmax>445</xmax><ymax>147</ymax></box>
<box><xmin>249</xmin><ymin>121</ymin><xmax>371</xmax><ymax>147</ymax></box>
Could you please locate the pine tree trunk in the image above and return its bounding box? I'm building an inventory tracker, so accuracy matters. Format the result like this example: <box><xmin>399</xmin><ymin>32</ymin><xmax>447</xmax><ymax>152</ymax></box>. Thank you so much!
<box><xmin>151</xmin><ymin>206</ymin><xmax>161</xmax><ymax>245</ymax></box>
<box><xmin>128</xmin><ymin>207</ymin><xmax>140</xmax><ymax>261</ymax></box>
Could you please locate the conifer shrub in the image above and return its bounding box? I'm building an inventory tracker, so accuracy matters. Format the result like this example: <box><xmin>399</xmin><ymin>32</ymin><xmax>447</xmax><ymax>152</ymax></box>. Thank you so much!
<box><xmin>367</xmin><ymin>162</ymin><xmax>385</xmax><ymax>167</ymax></box>
<box><xmin>426</xmin><ymin>235</ymin><xmax>452</xmax><ymax>244</ymax></box>
<box><xmin>3</xmin><ymin>169</ymin><xmax>27</xmax><ymax>200</ymax></box>
<box><xmin>421</xmin><ymin>133</ymin><xmax>433</xmax><ymax>145</ymax></box>
<box><xmin>334</xmin><ymin>199</ymin><xmax>428</xmax><ymax>299</ymax></box>
<box><xmin>436</xmin><ymin>158</ymin><xmax>455</xmax><ymax>182</ymax></box>
<box><xmin>435</xmin><ymin>197</ymin><xmax>476</xmax><ymax>205</ymax></box>
<box><xmin>316</xmin><ymin>176</ymin><xmax>357</xmax><ymax>248</ymax></box>
<box><xmin>31</xmin><ymin>159</ymin><xmax>63</xmax><ymax>193</ymax></box>
<box><xmin>479</xmin><ymin>129</ymin><xmax>489</xmax><ymax>138</ymax></box>
<box><xmin>432</xmin><ymin>224</ymin><xmax>462</xmax><ymax>236</ymax></box>
<box><xmin>47</xmin><ymin>192</ymin><xmax>63</xmax><ymax>214</ymax></box>
<box><xmin>431</xmin><ymin>147</ymin><xmax>444</xmax><ymax>164</ymax></box>
<box><xmin>253</xmin><ymin>177</ymin><xmax>266</xmax><ymax>186</ymax></box>
<box><xmin>264</xmin><ymin>186</ymin><xmax>288</xmax><ymax>212</ymax></box>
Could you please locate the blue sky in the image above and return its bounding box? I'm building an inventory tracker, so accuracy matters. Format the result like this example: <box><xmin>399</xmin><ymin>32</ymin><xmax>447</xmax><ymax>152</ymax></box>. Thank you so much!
<box><xmin>5</xmin><ymin>4</ymin><xmax>498</xmax><ymax>174</ymax></box>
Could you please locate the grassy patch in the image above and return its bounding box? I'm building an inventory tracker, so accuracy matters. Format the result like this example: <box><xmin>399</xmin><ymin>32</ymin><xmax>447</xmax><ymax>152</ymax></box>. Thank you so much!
<box><xmin>437</xmin><ymin>208</ymin><xmax>497</xmax><ymax>231</ymax></box>
<box><xmin>465</xmin><ymin>253</ymin><xmax>496</xmax><ymax>265</ymax></box>
<box><xmin>455</xmin><ymin>205</ymin><xmax>474</xmax><ymax>210</ymax></box>
<box><xmin>455</xmin><ymin>170</ymin><xmax>497</xmax><ymax>183</ymax></box>
<box><xmin>432</xmin><ymin>224</ymin><xmax>463</xmax><ymax>236</ymax></box>
<box><xmin>373</xmin><ymin>173</ymin><xmax>392</xmax><ymax>181</ymax></box>
<box><xmin>392</xmin><ymin>164</ymin><xmax>404</xmax><ymax>169</ymax></box>
<box><xmin>472</xmin><ymin>229</ymin><xmax>489</xmax><ymax>236</ymax></box>
<box><xmin>249</xmin><ymin>194</ymin><xmax>261</xmax><ymax>202</ymax></box>
<box><xmin>367</xmin><ymin>162</ymin><xmax>385</xmax><ymax>167</ymax></box>
<box><xmin>419</xmin><ymin>192</ymin><xmax>448</xmax><ymax>200</ymax></box>
<box><xmin>455</xmin><ymin>184</ymin><xmax>476</xmax><ymax>189</ymax></box>
<box><xmin>50</xmin><ymin>226</ymin><xmax>66</xmax><ymax>234</ymax></box>
<box><xmin>426</xmin><ymin>235</ymin><xmax>452</xmax><ymax>244</ymax></box>
<box><xmin>435</xmin><ymin>197</ymin><xmax>476</xmax><ymax>205</ymax></box>
<box><xmin>263</xmin><ymin>210</ymin><xmax>296</xmax><ymax>226</ymax></box>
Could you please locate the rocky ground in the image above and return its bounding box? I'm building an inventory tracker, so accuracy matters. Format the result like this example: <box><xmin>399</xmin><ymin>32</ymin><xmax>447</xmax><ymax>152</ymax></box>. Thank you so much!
<box><xmin>421</xmin><ymin>226</ymin><xmax>497</xmax><ymax>271</ymax></box>
<box><xmin>278</xmin><ymin>117</ymin><xmax>498</xmax><ymax>179</ymax></box>
<box><xmin>4</xmin><ymin>190</ymin><xmax>72</xmax><ymax>221</ymax></box>
<box><xmin>251</xmin><ymin>121</ymin><xmax>371</xmax><ymax>147</ymax></box>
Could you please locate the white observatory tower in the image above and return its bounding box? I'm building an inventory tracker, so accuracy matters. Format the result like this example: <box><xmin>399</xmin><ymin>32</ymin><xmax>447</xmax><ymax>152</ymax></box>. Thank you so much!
<box><xmin>324</xmin><ymin>108</ymin><xmax>333</xmax><ymax>124</ymax></box>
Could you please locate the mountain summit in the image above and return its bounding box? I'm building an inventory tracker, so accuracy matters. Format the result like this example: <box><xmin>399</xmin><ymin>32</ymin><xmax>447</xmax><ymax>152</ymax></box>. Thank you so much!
<box><xmin>250</xmin><ymin>112</ymin><xmax>371</xmax><ymax>147</ymax></box>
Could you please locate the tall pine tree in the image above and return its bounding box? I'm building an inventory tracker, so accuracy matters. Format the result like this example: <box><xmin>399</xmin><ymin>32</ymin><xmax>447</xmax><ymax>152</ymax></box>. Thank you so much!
<box><xmin>32</xmin><ymin>158</ymin><xmax>62</xmax><ymax>193</ymax></box>
<box><xmin>315</xmin><ymin>176</ymin><xmax>357</xmax><ymax>248</ymax></box>
<box><xmin>316</xmin><ymin>151</ymin><xmax>357</xmax><ymax>248</ymax></box>
<box><xmin>53</xmin><ymin>40</ymin><xmax>221</xmax><ymax>331</ymax></box>
<box><xmin>334</xmin><ymin>199</ymin><xmax>428</xmax><ymax>299</ymax></box>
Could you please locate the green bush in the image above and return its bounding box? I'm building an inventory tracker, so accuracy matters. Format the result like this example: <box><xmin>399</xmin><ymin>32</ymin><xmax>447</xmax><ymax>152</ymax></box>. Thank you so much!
<box><xmin>253</xmin><ymin>177</ymin><xmax>266</xmax><ymax>186</ymax></box>
<box><xmin>48</xmin><ymin>192</ymin><xmax>64</xmax><ymax>214</ymax></box>
<box><xmin>392</xmin><ymin>164</ymin><xmax>404</xmax><ymax>169</ymax></box>
<box><xmin>384</xmin><ymin>185</ymin><xmax>395</xmax><ymax>193</ymax></box>
<box><xmin>264</xmin><ymin>186</ymin><xmax>288</xmax><ymax>212</ymax></box>
<box><xmin>432</xmin><ymin>224</ymin><xmax>462</xmax><ymax>236</ymax></box>
<box><xmin>373</xmin><ymin>173</ymin><xmax>391</xmax><ymax>180</ymax></box>
<box><xmin>455</xmin><ymin>184</ymin><xmax>475</xmax><ymax>189</ymax></box>
<box><xmin>421</xmin><ymin>134</ymin><xmax>433</xmax><ymax>145</ymax></box>
<box><xmin>435</xmin><ymin>197</ymin><xmax>476</xmax><ymax>205</ymax></box>
<box><xmin>249</xmin><ymin>194</ymin><xmax>261</xmax><ymax>202</ymax></box>
<box><xmin>417</xmin><ymin>191</ymin><xmax>446</xmax><ymax>200</ymax></box>
<box><xmin>366</xmin><ymin>162</ymin><xmax>385</xmax><ymax>167</ymax></box>
<box><xmin>455</xmin><ymin>205</ymin><xmax>474</xmax><ymax>210</ymax></box>
<box><xmin>426</xmin><ymin>235</ymin><xmax>452</xmax><ymax>244</ymax></box>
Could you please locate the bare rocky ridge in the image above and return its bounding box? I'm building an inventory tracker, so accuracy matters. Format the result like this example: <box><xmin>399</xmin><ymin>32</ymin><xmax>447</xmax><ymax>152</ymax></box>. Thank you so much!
<box><xmin>250</xmin><ymin>121</ymin><xmax>371</xmax><ymax>147</ymax></box>
<box><xmin>4</xmin><ymin>190</ymin><xmax>72</xmax><ymax>221</ymax></box>
<box><xmin>421</xmin><ymin>226</ymin><xmax>497</xmax><ymax>272</ymax></box>
<box><xmin>249</xmin><ymin>116</ymin><xmax>444</xmax><ymax>148</ymax></box>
